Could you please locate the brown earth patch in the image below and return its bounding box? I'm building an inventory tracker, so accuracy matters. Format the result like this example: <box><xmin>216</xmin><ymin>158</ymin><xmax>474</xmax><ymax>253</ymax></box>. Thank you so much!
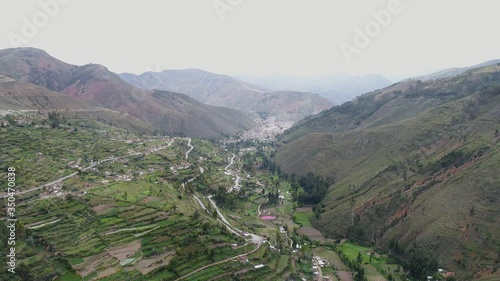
<box><xmin>96</xmin><ymin>267</ymin><xmax>119</xmax><ymax>279</ymax></box>
<box><xmin>135</xmin><ymin>251</ymin><xmax>175</xmax><ymax>275</ymax></box>
<box><xmin>338</xmin><ymin>271</ymin><xmax>353</xmax><ymax>281</ymax></box>
<box><xmin>298</xmin><ymin>227</ymin><xmax>327</xmax><ymax>242</ymax></box>
<box><xmin>140</xmin><ymin>196</ymin><xmax>161</xmax><ymax>204</ymax></box>
<box><xmin>106</xmin><ymin>240</ymin><xmax>141</xmax><ymax>261</ymax></box>
<box><xmin>153</xmin><ymin>213</ymin><xmax>170</xmax><ymax>222</ymax></box>
<box><xmin>76</xmin><ymin>252</ymin><xmax>116</xmax><ymax>277</ymax></box>
<box><xmin>92</xmin><ymin>204</ymin><xmax>113</xmax><ymax>213</ymax></box>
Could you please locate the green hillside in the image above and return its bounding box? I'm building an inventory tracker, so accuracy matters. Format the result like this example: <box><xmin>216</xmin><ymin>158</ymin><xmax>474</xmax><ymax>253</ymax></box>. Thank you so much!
<box><xmin>276</xmin><ymin>65</ymin><xmax>500</xmax><ymax>280</ymax></box>
<box><xmin>0</xmin><ymin>117</ymin><xmax>249</xmax><ymax>280</ymax></box>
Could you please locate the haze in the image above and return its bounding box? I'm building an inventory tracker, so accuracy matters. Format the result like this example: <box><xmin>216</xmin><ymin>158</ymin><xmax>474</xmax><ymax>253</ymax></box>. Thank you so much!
<box><xmin>1</xmin><ymin>0</ymin><xmax>499</xmax><ymax>80</ymax></box>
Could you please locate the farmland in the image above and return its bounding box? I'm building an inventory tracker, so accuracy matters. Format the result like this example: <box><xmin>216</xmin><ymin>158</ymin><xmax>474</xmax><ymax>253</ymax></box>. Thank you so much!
<box><xmin>0</xmin><ymin>115</ymin><xmax>410</xmax><ymax>281</ymax></box>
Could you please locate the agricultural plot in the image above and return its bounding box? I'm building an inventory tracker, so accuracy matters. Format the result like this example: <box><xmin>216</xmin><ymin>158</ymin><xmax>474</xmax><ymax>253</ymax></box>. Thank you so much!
<box><xmin>293</xmin><ymin>212</ymin><xmax>312</xmax><ymax>227</ymax></box>
<box><xmin>338</xmin><ymin>242</ymin><xmax>404</xmax><ymax>280</ymax></box>
<box><xmin>314</xmin><ymin>247</ymin><xmax>349</xmax><ymax>271</ymax></box>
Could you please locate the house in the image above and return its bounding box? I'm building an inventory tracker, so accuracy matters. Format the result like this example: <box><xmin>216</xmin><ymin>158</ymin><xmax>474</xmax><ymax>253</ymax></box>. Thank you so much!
<box><xmin>279</xmin><ymin>226</ymin><xmax>286</xmax><ymax>234</ymax></box>
<box><xmin>237</xmin><ymin>256</ymin><xmax>249</xmax><ymax>263</ymax></box>
<box><xmin>254</xmin><ymin>264</ymin><xmax>265</xmax><ymax>269</ymax></box>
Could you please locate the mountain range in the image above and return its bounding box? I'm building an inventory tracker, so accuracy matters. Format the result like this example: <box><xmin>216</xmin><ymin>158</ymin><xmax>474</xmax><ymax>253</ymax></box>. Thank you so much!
<box><xmin>2</xmin><ymin>46</ymin><xmax>499</xmax><ymax>279</ymax></box>
<box><xmin>235</xmin><ymin>73</ymin><xmax>392</xmax><ymax>104</ymax></box>
<box><xmin>276</xmin><ymin>61</ymin><xmax>500</xmax><ymax>279</ymax></box>
<box><xmin>0</xmin><ymin>48</ymin><xmax>256</xmax><ymax>138</ymax></box>
<box><xmin>120</xmin><ymin>69</ymin><xmax>333</xmax><ymax>121</ymax></box>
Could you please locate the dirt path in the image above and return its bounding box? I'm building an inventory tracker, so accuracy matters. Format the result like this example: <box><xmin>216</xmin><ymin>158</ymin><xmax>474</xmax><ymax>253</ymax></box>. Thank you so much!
<box><xmin>257</xmin><ymin>197</ymin><xmax>269</xmax><ymax>217</ymax></box>
<box><xmin>193</xmin><ymin>195</ymin><xmax>208</xmax><ymax>212</ymax></box>
<box><xmin>225</xmin><ymin>154</ymin><xmax>242</xmax><ymax>193</ymax></box>
<box><xmin>185</xmin><ymin>138</ymin><xmax>193</xmax><ymax>160</ymax></box>
<box><xmin>26</xmin><ymin>218</ymin><xmax>63</xmax><ymax>229</ymax></box>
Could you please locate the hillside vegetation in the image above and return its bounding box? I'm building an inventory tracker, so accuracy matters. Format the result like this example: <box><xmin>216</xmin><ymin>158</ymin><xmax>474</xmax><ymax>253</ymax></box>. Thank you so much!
<box><xmin>276</xmin><ymin>64</ymin><xmax>500</xmax><ymax>280</ymax></box>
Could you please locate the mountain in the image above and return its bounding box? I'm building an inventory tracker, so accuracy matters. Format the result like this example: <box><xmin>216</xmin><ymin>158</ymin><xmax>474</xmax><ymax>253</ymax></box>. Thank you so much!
<box><xmin>235</xmin><ymin>73</ymin><xmax>392</xmax><ymax>104</ymax></box>
<box><xmin>0</xmin><ymin>73</ymin><xmax>157</xmax><ymax>133</ymax></box>
<box><xmin>0</xmin><ymin>74</ymin><xmax>93</xmax><ymax>111</ymax></box>
<box><xmin>409</xmin><ymin>59</ymin><xmax>500</xmax><ymax>81</ymax></box>
<box><xmin>275</xmin><ymin>63</ymin><xmax>500</xmax><ymax>279</ymax></box>
<box><xmin>0</xmin><ymin>47</ymin><xmax>77</xmax><ymax>92</ymax></box>
<box><xmin>120</xmin><ymin>69</ymin><xmax>333</xmax><ymax>121</ymax></box>
<box><xmin>0</xmin><ymin>48</ymin><xmax>254</xmax><ymax>138</ymax></box>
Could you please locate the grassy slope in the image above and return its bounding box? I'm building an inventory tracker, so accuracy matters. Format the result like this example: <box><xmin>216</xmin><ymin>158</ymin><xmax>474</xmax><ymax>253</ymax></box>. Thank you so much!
<box><xmin>0</xmin><ymin>120</ymin><xmax>246</xmax><ymax>281</ymax></box>
<box><xmin>276</xmin><ymin>66</ymin><xmax>500</xmax><ymax>279</ymax></box>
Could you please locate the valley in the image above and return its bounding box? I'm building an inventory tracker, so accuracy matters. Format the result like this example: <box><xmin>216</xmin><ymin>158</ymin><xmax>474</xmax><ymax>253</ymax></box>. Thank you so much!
<box><xmin>0</xmin><ymin>47</ymin><xmax>498</xmax><ymax>281</ymax></box>
<box><xmin>276</xmin><ymin>63</ymin><xmax>500</xmax><ymax>280</ymax></box>
<box><xmin>1</xmin><ymin>113</ymin><xmax>413</xmax><ymax>281</ymax></box>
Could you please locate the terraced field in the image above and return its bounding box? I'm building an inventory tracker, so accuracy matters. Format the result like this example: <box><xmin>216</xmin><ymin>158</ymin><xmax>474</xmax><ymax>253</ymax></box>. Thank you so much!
<box><xmin>1</xmin><ymin>117</ymin><xmax>409</xmax><ymax>280</ymax></box>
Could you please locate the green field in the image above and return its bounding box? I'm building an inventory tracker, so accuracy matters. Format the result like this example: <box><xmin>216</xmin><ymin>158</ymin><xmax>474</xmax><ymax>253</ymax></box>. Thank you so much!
<box><xmin>293</xmin><ymin>212</ymin><xmax>312</xmax><ymax>227</ymax></box>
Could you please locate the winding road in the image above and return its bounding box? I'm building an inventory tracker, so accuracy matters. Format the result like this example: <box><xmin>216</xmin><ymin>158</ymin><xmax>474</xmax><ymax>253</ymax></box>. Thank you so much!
<box><xmin>206</xmin><ymin>195</ymin><xmax>263</xmax><ymax>245</ymax></box>
<box><xmin>185</xmin><ymin>138</ymin><xmax>193</xmax><ymax>160</ymax></box>
<box><xmin>178</xmin><ymin>194</ymin><xmax>265</xmax><ymax>281</ymax></box>
<box><xmin>225</xmin><ymin>154</ymin><xmax>241</xmax><ymax>193</ymax></box>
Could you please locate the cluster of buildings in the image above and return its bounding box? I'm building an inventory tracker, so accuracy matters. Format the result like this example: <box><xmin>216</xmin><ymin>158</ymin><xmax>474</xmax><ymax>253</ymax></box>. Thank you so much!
<box><xmin>311</xmin><ymin>256</ymin><xmax>330</xmax><ymax>281</ymax></box>
<box><xmin>44</xmin><ymin>183</ymin><xmax>64</xmax><ymax>197</ymax></box>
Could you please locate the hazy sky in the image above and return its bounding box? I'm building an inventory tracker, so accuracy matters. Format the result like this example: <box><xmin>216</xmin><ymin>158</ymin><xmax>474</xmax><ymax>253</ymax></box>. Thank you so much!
<box><xmin>1</xmin><ymin>0</ymin><xmax>499</xmax><ymax>80</ymax></box>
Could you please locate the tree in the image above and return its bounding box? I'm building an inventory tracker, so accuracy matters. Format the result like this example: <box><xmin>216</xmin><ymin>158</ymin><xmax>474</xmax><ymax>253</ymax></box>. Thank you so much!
<box><xmin>193</xmin><ymin>210</ymin><xmax>200</xmax><ymax>219</ymax></box>
<box><xmin>356</xmin><ymin>252</ymin><xmax>363</xmax><ymax>264</ymax></box>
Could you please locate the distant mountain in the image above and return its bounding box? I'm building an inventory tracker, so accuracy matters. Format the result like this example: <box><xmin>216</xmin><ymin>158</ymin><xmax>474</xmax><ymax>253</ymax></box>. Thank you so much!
<box><xmin>0</xmin><ymin>48</ymin><xmax>254</xmax><ymax>138</ymax></box>
<box><xmin>276</xmin><ymin>64</ymin><xmax>500</xmax><ymax>279</ymax></box>
<box><xmin>235</xmin><ymin>73</ymin><xmax>392</xmax><ymax>104</ymax></box>
<box><xmin>120</xmin><ymin>69</ymin><xmax>333</xmax><ymax>122</ymax></box>
<box><xmin>409</xmin><ymin>59</ymin><xmax>500</xmax><ymax>81</ymax></box>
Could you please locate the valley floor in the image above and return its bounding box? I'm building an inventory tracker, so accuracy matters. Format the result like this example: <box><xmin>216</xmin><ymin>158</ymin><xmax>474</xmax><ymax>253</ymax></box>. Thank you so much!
<box><xmin>0</xmin><ymin>117</ymin><xmax>428</xmax><ymax>281</ymax></box>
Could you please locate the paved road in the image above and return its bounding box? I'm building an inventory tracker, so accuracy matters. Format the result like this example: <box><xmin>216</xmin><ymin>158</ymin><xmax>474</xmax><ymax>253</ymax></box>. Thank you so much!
<box><xmin>207</xmin><ymin>195</ymin><xmax>263</xmax><ymax>245</ymax></box>
<box><xmin>193</xmin><ymin>195</ymin><xmax>208</xmax><ymax>212</ymax></box>
<box><xmin>149</xmin><ymin>139</ymin><xmax>174</xmax><ymax>153</ymax></box>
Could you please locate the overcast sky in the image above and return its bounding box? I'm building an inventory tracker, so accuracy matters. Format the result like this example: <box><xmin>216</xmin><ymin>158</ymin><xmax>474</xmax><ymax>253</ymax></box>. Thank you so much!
<box><xmin>1</xmin><ymin>0</ymin><xmax>499</xmax><ymax>80</ymax></box>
